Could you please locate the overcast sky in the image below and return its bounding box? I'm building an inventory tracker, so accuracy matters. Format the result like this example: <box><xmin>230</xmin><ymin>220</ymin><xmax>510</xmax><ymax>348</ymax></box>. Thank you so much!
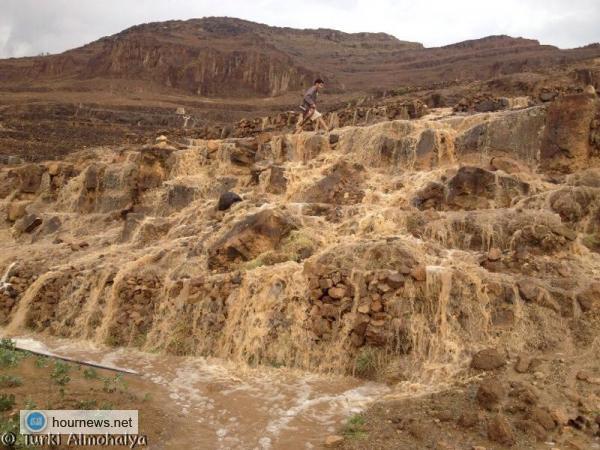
<box><xmin>1</xmin><ymin>0</ymin><xmax>599</xmax><ymax>58</ymax></box>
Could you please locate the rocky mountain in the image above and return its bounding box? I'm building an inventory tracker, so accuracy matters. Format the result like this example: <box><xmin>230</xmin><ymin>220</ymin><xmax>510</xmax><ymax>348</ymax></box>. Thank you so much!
<box><xmin>1</xmin><ymin>17</ymin><xmax>599</xmax><ymax>97</ymax></box>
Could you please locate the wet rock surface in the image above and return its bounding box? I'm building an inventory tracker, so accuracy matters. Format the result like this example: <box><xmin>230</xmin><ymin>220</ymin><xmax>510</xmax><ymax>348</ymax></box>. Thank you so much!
<box><xmin>1</xmin><ymin>95</ymin><xmax>600</xmax><ymax>450</ymax></box>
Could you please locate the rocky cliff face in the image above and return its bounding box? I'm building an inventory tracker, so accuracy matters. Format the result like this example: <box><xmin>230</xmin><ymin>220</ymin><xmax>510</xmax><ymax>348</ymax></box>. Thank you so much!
<box><xmin>1</xmin><ymin>18</ymin><xmax>599</xmax><ymax>98</ymax></box>
<box><xmin>71</xmin><ymin>34</ymin><xmax>313</xmax><ymax>97</ymax></box>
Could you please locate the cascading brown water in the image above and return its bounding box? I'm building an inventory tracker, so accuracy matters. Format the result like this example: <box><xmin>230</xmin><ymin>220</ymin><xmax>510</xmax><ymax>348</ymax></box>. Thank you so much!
<box><xmin>2</xmin><ymin>95</ymin><xmax>600</xmax><ymax>448</ymax></box>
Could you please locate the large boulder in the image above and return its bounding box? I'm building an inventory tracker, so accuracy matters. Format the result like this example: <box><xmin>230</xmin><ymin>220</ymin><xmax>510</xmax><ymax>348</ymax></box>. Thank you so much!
<box><xmin>13</xmin><ymin>214</ymin><xmax>43</xmax><ymax>235</ymax></box>
<box><xmin>166</xmin><ymin>184</ymin><xmax>199</xmax><ymax>210</ymax></box>
<box><xmin>540</xmin><ymin>93</ymin><xmax>598</xmax><ymax>174</ymax></box>
<box><xmin>138</xmin><ymin>145</ymin><xmax>175</xmax><ymax>190</ymax></box>
<box><xmin>415</xmin><ymin>166</ymin><xmax>530</xmax><ymax>210</ymax></box>
<box><xmin>471</xmin><ymin>348</ymin><xmax>506</xmax><ymax>370</ymax></box>
<box><xmin>208</xmin><ymin>209</ymin><xmax>298</xmax><ymax>269</ymax></box>
<box><xmin>487</xmin><ymin>415</ymin><xmax>516</xmax><ymax>446</ymax></box>
<box><xmin>217</xmin><ymin>192</ymin><xmax>242</xmax><ymax>211</ymax></box>
<box><xmin>547</xmin><ymin>187</ymin><xmax>599</xmax><ymax>230</ymax></box>
<box><xmin>16</xmin><ymin>164</ymin><xmax>45</xmax><ymax>194</ymax></box>
<box><xmin>453</xmin><ymin>166</ymin><xmax>529</xmax><ymax>209</ymax></box>
<box><xmin>7</xmin><ymin>201</ymin><xmax>28</xmax><ymax>222</ymax></box>
<box><xmin>260</xmin><ymin>166</ymin><xmax>287</xmax><ymax>195</ymax></box>
<box><xmin>454</xmin><ymin>107</ymin><xmax>546</xmax><ymax>164</ymax></box>
<box><xmin>228</xmin><ymin>138</ymin><xmax>258</xmax><ymax>166</ymax></box>
<box><xmin>412</xmin><ymin>182</ymin><xmax>445</xmax><ymax>210</ymax></box>
<box><xmin>291</xmin><ymin>161</ymin><xmax>365</xmax><ymax>205</ymax></box>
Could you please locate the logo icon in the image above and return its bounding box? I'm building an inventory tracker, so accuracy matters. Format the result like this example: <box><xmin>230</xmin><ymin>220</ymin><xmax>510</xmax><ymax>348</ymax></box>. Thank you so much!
<box><xmin>25</xmin><ymin>411</ymin><xmax>47</xmax><ymax>433</ymax></box>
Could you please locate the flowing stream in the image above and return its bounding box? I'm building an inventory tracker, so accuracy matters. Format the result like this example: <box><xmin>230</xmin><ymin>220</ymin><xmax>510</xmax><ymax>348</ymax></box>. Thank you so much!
<box><xmin>6</xmin><ymin>334</ymin><xmax>390</xmax><ymax>450</ymax></box>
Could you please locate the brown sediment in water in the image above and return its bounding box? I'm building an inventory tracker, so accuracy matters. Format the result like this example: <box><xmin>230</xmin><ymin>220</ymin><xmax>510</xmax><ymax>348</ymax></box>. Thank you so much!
<box><xmin>1</xmin><ymin>91</ymin><xmax>600</xmax><ymax>448</ymax></box>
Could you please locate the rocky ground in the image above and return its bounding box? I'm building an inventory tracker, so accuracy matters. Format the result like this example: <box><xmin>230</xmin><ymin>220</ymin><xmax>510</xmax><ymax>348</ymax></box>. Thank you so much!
<box><xmin>0</xmin><ymin>82</ymin><xmax>599</xmax><ymax>449</ymax></box>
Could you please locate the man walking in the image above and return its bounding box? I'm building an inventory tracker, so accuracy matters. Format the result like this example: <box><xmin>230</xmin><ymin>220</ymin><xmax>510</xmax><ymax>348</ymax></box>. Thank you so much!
<box><xmin>295</xmin><ymin>78</ymin><xmax>329</xmax><ymax>133</ymax></box>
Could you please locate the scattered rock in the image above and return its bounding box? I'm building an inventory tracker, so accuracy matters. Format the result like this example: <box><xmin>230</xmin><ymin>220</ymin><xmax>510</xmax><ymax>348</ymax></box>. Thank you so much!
<box><xmin>413</xmin><ymin>182</ymin><xmax>445</xmax><ymax>210</ymax></box>
<box><xmin>13</xmin><ymin>214</ymin><xmax>43</xmax><ymax>234</ymax></box>
<box><xmin>433</xmin><ymin>410</ymin><xmax>454</xmax><ymax>422</ymax></box>
<box><xmin>517</xmin><ymin>281</ymin><xmax>540</xmax><ymax>302</ymax></box>
<box><xmin>217</xmin><ymin>191</ymin><xmax>242</xmax><ymax>211</ymax></box>
<box><xmin>584</xmin><ymin>84</ymin><xmax>596</xmax><ymax>95</ymax></box>
<box><xmin>487</xmin><ymin>247</ymin><xmax>502</xmax><ymax>261</ymax></box>
<box><xmin>487</xmin><ymin>415</ymin><xmax>515</xmax><ymax>446</ymax></box>
<box><xmin>371</xmin><ymin>300</ymin><xmax>383</xmax><ymax>312</ymax></box>
<box><xmin>357</xmin><ymin>303</ymin><xmax>370</xmax><ymax>314</ymax></box>
<box><xmin>577</xmin><ymin>283</ymin><xmax>600</xmax><ymax>312</ymax></box>
<box><xmin>458</xmin><ymin>411</ymin><xmax>480</xmax><ymax>428</ymax></box>
<box><xmin>319</xmin><ymin>278</ymin><xmax>333</xmax><ymax>289</ymax></box>
<box><xmin>530</xmin><ymin>406</ymin><xmax>556</xmax><ymax>431</ymax></box>
<box><xmin>328</xmin><ymin>286</ymin><xmax>347</xmax><ymax>299</ymax></box>
<box><xmin>410</xmin><ymin>265</ymin><xmax>427</xmax><ymax>282</ymax></box>
<box><xmin>567</xmin><ymin>415</ymin><xmax>591</xmax><ymax>430</ymax></box>
<box><xmin>16</xmin><ymin>164</ymin><xmax>44</xmax><ymax>193</ymax></box>
<box><xmin>515</xmin><ymin>419</ymin><xmax>547</xmax><ymax>441</ymax></box>
<box><xmin>471</xmin><ymin>348</ymin><xmax>506</xmax><ymax>371</ymax></box>
<box><xmin>385</xmin><ymin>272</ymin><xmax>405</xmax><ymax>288</ymax></box>
<box><xmin>7</xmin><ymin>202</ymin><xmax>27</xmax><ymax>222</ymax></box>
<box><xmin>515</xmin><ymin>354</ymin><xmax>532</xmax><ymax>373</ymax></box>
<box><xmin>324</xmin><ymin>435</ymin><xmax>344</xmax><ymax>448</ymax></box>
<box><xmin>576</xmin><ymin>370</ymin><xmax>600</xmax><ymax>384</ymax></box>
<box><xmin>476</xmin><ymin>378</ymin><xmax>505</xmax><ymax>410</ymax></box>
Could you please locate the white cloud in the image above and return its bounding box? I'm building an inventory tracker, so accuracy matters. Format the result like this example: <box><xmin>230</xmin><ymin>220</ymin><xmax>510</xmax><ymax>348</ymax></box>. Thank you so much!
<box><xmin>0</xmin><ymin>0</ymin><xmax>599</xmax><ymax>58</ymax></box>
<box><xmin>0</xmin><ymin>25</ymin><xmax>11</xmax><ymax>52</ymax></box>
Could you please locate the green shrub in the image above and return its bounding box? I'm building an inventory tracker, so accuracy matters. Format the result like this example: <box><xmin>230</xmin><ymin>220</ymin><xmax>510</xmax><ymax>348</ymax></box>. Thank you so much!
<box><xmin>83</xmin><ymin>367</ymin><xmax>99</xmax><ymax>380</ymax></box>
<box><xmin>0</xmin><ymin>393</ymin><xmax>16</xmax><ymax>412</ymax></box>
<box><xmin>0</xmin><ymin>340</ymin><xmax>25</xmax><ymax>368</ymax></box>
<box><xmin>0</xmin><ymin>375</ymin><xmax>22</xmax><ymax>388</ymax></box>
<box><xmin>0</xmin><ymin>338</ymin><xmax>16</xmax><ymax>350</ymax></box>
<box><xmin>34</xmin><ymin>356</ymin><xmax>49</xmax><ymax>368</ymax></box>
<box><xmin>342</xmin><ymin>414</ymin><xmax>367</xmax><ymax>439</ymax></box>
<box><xmin>50</xmin><ymin>361</ymin><xmax>71</xmax><ymax>386</ymax></box>
<box><xmin>102</xmin><ymin>373</ymin><xmax>127</xmax><ymax>394</ymax></box>
<box><xmin>354</xmin><ymin>347</ymin><xmax>378</xmax><ymax>379</ymax></box>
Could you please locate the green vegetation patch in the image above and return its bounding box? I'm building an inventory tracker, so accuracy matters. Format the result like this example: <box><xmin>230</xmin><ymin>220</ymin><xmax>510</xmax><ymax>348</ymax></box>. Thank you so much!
<box><xmin>342</xmin><ymin>414</ymin><xmax>368</xmax><ymax>439</ymax></box>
